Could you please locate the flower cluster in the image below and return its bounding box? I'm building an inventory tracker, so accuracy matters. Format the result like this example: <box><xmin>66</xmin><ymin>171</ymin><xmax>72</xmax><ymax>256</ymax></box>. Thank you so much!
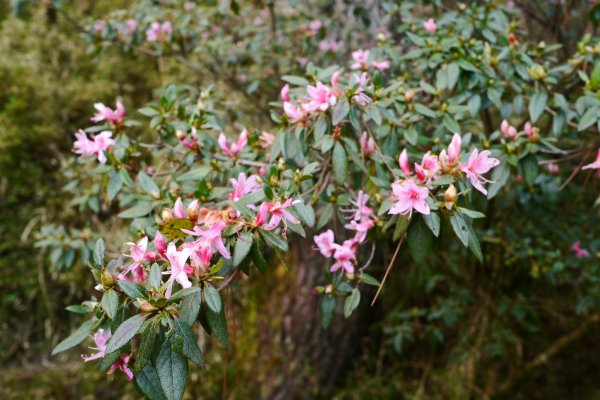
<box><xmin>73</xmin><ymin>130</ymin><xmax>115</xmax><ymax>164</ymax></box>
<box><xmin>314</xmin><ymin>191</ymin><xmax>376</xmax><ymax>273</ymax></box>
<box><xmin>350</xmin><ymin>49</ymin><xmax>390</xmax><ymax>71</ymax></box>
<box><xmin>146</xmin><ymin>21</ymin><xmax>172</xmax><ymax>42</ymax></box>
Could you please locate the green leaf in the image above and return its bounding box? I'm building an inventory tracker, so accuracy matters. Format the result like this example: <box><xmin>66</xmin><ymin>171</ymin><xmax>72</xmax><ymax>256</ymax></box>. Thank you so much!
<box><xmin>203</xmin><ymin>285</ymin><xmax>221</xmax><ymax>313</ymax></box>
<box><xmin>442</xmin><ymin>114</ymin><xmax>461</xmax><ymax>133</ymax></box>
<box><xmin>178</xmin><ymin>167</ymin><xmax>211</xmax><ymax>182</ymax></box>
<box><xmin>173</xmin><ymin>320</ymin><xmax>204</xmax><ymax>366</ymax></box>
<box><xmin>405</xmin><ymin>31</ymin><xmax>425</xmax><ymax>46</ymax></box>
<box><xmin>93</xmin><ymin>238</ymin><xmax>105</xmax><ymax>267</ymax></box>
<box><xmin>51</xmin><ymin>319</ymin><xmax>96</xmax><ymax>355</ymax></box>
<box><xmin>320</xmin><ymin>296</ymin><xmax>336</xmax><ymax>329</ymax></box>
<box><xmin>101</xmin><ymin>289</ymin><xmax>119</xmax><ymax>319</ymax></box>
<box><xmin>358</xmin><ymin>273</ymin><xmax>380</xmax><ymax>287</ymax></box>
<box><xmin>135</xmin><ymin>319</ymin><xmax>159</xmax><ymax>372</ymax></box>
<box><xmin>260</xmin><ymin>229</ymin><xmax>288</xmax><ymax>252</ymax></box>
<box><xmin>249</xmin><ymin>242</ymin><xmax>268</xmax><ymax>273</ymax></box>
<box><xmin>590</xmin><ymin>62</ymin><xmax>600</xmax><ymax>90</ymax></box>
<box><xmin>169</xmin><ymin>287</ymin><xmax>201</xmax><ymax>302</ymax></box>
<box><xmin>407</xmin><ymin>216</ymin><xmax>433</xmax><ymax>264</ymax></box>
<box><xmin>294</xmin><ymin>201</ymin><xmax>315</xmax><ymax>227</ymax></box>
<box><xmin>447</xmin><ymin>63</ymin><xmax>460</xmax><ymax>89</ymax></box>
<box><xmin>578</xmin><ymin>107</ymin><xmax>599</xmax><ymax>131</ymax></box>
<box><xmin>521</xmin><ymin>154</ymin><xmax>539</xmax><ymax>186</ymax></box>
<box><xmin>423</xmin><ymin>212</ymin><xmax>441</xmax><ymax>237</ymax></box>
<box><xmin>332</xmin><ymin>99</ymin><xmax>350</xmax><ymax>126</ymax></box>
<box><xmin>403</xmin><ymin>127</ymin><xmax>418</xmax><ymax>146</ymax></box>
<box><xmin>139</xmin><ymin>172</ymin><xmax>160</xmax><ymax>195</ymax></box>
<box><xmin>343</xmin><ymin>289</ymin><xmax>361</xmax><ymax>318</ymax></box>
<box><xmin>138</xmin><ymin>107</ymin><xmax>160</xmax><ymax>117</ymax></box>
<box><xmin>233</xmin><ymin>231</ymin><xmax>253</xmax><ymax>267</ymax></box>
<box><xmin>458</xmin><ymin>208</ymin><xmax>486</xmax><ymax>219</ymax></box>
<box><xmin>105</xmin><ymin>314</ymin><xmax>147</xmax><ymax>354</ymax></box>
<box><xmin>156</xmin><ymin>339</ymin><xmax>188</xmax><ymax>400</ymax></box>
<box><xmin>528</xmin><ymin>91</ymin><xmax>548</xmax><ymax>123</ymax></box>
<box><xmin>281</xmin><ymin>75</ymin><xmax>310</xmax><ymax>85</ymax></box>
<box><xmin>107</xmin><ymin>170</ymin><xmax>123</xmax><ymax>201</ymax></box>
<box><xmin>135</xmin><ymin>364</ymin><xmax>167</xmax><ymax>400</ymax></box>
<box><xmin>179</xmin><ymin>290</ymin><xmax>202</xmax><ymax>325</ymax></box>
<box><xmin>149</xmin><ymin>263</ymin><xmax>162</xmax><ymax>290</ymax></box>
<box><xmin>487</xmin><ymin>162</ymin><xmax>510</xmax><ymax>199</ymax></box>
<box><xmin>450</xmin><ymin>212</ymin><xmax>469</xmax><ymax>247</ymax></box>
<box><xmin>118</xmin><ymin>168</ymin><xmax>134</xmax><ymax>187</ymax></box>
<box><xmin>468</xmin><ymin>95</ymin><xmax>481</xmax><ymax>117</ymax></box>
<box><xmin>118</xmin><ymin>202</ymin><xmax>153</xmax><ymax>219</ymax></box>
<box><xmin>414</xmin><ymin>103</ymin><xmax>437</xmax><ymax>118</ymax></box>
<box><xmin>199</xmin><ymin>303</ymin><xmax>229</xmax><ymax>349</ymax></box>
<box><xmin>465</xmin><ymin>220</ymin><xmax>483</xmax><ymax>263</ymax></box>
<box><xmin>118</xmin><ymin>280</ymin><xmax>146</xmax><ymax>299</ymax></box>
<box><xmin>393</xmin><ymin>215</ymin><xmax>410</xmax><ymax>241</ymax></box>
<box><xmin>332</xmin><ymin>142</ymin><xmax>348</xmax><ymax>184</ymax></box>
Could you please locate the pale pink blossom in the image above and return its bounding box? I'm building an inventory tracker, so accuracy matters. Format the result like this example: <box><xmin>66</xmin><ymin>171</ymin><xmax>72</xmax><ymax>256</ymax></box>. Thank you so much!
<box><xmin>570</xmin><ymin>241</ymin><xmax>590</xmax><ymax>258</ymax></box>
<box><xmin>343</xmin><ymin>191</ymin><xmax>373</xmax><ymax>222</ymax></box>
<box><xmin>255</xmin><ymin>199</ymin><xmax>301</xmax><ymax>231</ymax></box>
<box><xmin>259</xmin><ymin>131</ymin><xmax>275</xmax><ymax>149</ymax></box>
<box><xmin>547</xmin><ymin>163</ymin><xmax>560</xmax><ymax>174</ymax></box>
<box><xmin>582</xmin><ymin>148</ymin><xmax>600</xmax><ymax>171</ymax></box>
<box><xmin>305</xmin><ymin>82</ymin><xmax>337</xmax><ymax>112</ymax></box>
<box><xmin>389</xmin><ymin>179</ymin><xmax>430</xmax><ymax>216</ymax></box>
<box><xmin>119</xmin><ymin>237</ymin><xmax>157</xmax><ymax>279</ymax></box>
<box><xmin>319</xmin><ymin>40</ymin><xmax>343</xmax><ymax>52</ymax></box>
<box><xmin>164</xmin><ymin>242</ymin><xmax>192</xmax><ymax>298</ymax></box>
<box><xmin>447</xmin><ymin>133</ymin><xmax>462</xmax><ymax>165</ymax></box>
<box><xmin>331</xmin><ymin>240</ymin><xmax>357</xmax><ymax>273</ymax></box>
<box><xmin>93</xmin><ymin>21</ymin><xmax>106</xmax><ymax>32</ymax></box>
<box><xmin>423</xmin><ymin>18</ymin><xmax>437</xmax><ymax>34</ymax></box>
<box><xmin>146</xmin><ymin>21</ymin><xmax>172</xmax><ymax>42</ymax></box>
<box><xmin>218</xmin><ymin>129</ymin><xmax>248</xmax><ymax>157</ymax></box>
<box><xmin>181</xmin><ymin>127</ymin><xmax>199</xmax><ymax>149</ymax></box>
<box><xmin>283</xmin><ymin>101</ymin><xmax>307</xmax><ymax>123</ymax></box>
<box><xmin>125</xmin><ymin>19</ymin><xmax>138</xmax><ymax>35</ymax></box>
<box><xmin>182</xmin><ymin>221</ymin><xmax>231</xmax><ymax>259</ymax></box>
<box><xmin>501</xmin><ymin>120</ymin><xmax>517</xmax><ymax>139</ymax></box>
<box><xmin>399</xmin><ymin>149</ymin><xmax>411</xmax><ymax>177</ymax></box>
<box><xmin>344</xmin><ymin>219</ymin><xmax>374</xmax><ymax>243</ymax></box>
<box><xmin>415</xmin><ymin>152</ymin><xmax>441</xmax><ymax>182</ymax></box>
<box><xmin>154</xmin><ymin>231</ymin><xmax>167</xmax><ymax>258</ymax></box>
<box><xmin>371</xmin><ymin>60</ymin><xmax>390</xmax><ymax>71</ymax></box>
<box><xmin>460</xmin><ymin>149</ymin><xmax>500</xmax><ymax>195</ymax></box>
<box><xmin>280</xmin><ymin>84</ymin><xmax>290</xmax><ymax>102</ymax></box>
<box><xmin>524</xmin><ymin>122</ymin><xmax>534</xmax><ymax>139</ymax></box>
<box><xmin>108</xmin><ymin>354</ymin><xmax>134</xmax><ymax>381</ymax></box>
<box><xmin>351</xmin><ymin>49</ymin><xmax>370</xmax><ymax>70</ymax></box>
<box><xmin>331</xmin><ymin>71</ymin><xmax>341</xmax><ymax>86</ymax></box>
<box><xmin>360</xmin><ymin>132</ymin><xmax>376</xmax><ymax>155</ymax></box>
<box><xmin>82</xmin><ymin>329</ymin><xmax>111</xmax><ymax>362</ymax></box>
<box><xmin>230</xmin><ymin>173</ymin><xmax>260</xmax><ymax>201</ymax></box>
<box><xmin>91</xmin><ymin>101</ymin><xmax>125</xmax><ymax>126</ymax></box>
<box><xmin>74</xmin><ymin>130</ymin><xmax>115</xmax><ymax>163</ymax></box>
<box><xmin>309</xmin><ymin>19</ymin><xmax>322</xmax><ymax>32</ymax></box>
<box><xmin>314</xmin><ymin>229</ymin><xmax>335</xmax><ymax>257</ymax></box>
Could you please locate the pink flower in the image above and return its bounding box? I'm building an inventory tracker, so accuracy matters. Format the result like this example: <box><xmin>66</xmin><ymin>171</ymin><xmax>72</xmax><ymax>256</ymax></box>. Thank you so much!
<box><xmin>182</xmin><ymin>221</ymin><xmax>231</xmax><ymax>260</ymax></box>
<box><xmin>119</xmin><ymin>237</ymin><xmax>157</xmax><ymax>279</ymax></box>
<box><xmin>75</xmin><ymin>129</ymin><xmax>115</xmax><ymax>164</ymax></box>
<box><xmin>447</xmin><ymin>133</ymin><xmax>462</xmax><ymax>165</ymax></box>
<box><xmin>371</xmin><ymin>60</ymin><xmax>390</xmax><ymax>71</ymax></box>
<box><xmin>399</xmin><ymin>149</ymin><xmax>411</xmax><ymax>177</ymax></box>
<box><xmin>93</xmin><ymin>22</ymin><xmax>106</xmax><ymax>32</ymax></box>
<box><xmin>259</xmin><ymin>131</ymin><xmax>275</xmax><ymax>149</ymax></box>
<box><xmin>219</xmin><ymin>129</ymin><xmax>248</xmax><ymax>157</ymax></box>
<box><xmin>360</xmin><ymin>132</ymin><xmax>376</xmax><ymax>155</ymax></box>
<box><xmin>343</xmin><ymin>191</ymin><xmax>373</xmax><ymax>222</ymax></box>
<box><xmin>230</xmin><ymin>173</ymin><xmax>260</xmax><ymax>201</ymax></box>
<box><xmin>314</xmin><ymin>229</ymin><xmax>335</xmax><ymax>257</ymax></box>
<box><xmin>331</xmin><ymin>71</ymin><xmax>341</xmax><ymax>86</ymax></box>
<box><xmin>125</xmin><ymin>19</ymin><xmax>138</xmax><ymax>35</ymax></box>
<box><xmin>180</xmin><ymin>127</ymin><xmax>199</xmax><ymax>149</ymax></box>
<box><xmin>73</xmin><ymin>129</ymin><xmax>95</xmax><ymax>158</ymax></box>
<box><xmin>82</xmin><ymin>329</ymin><xmax>110</xmax><ymax>362</ymax></box>
<box><xmin>108</xmin><ymin>354</ymin><xmax>134</xmax><ymax>381</ymax></box>
<box><xmin>91</xmin><ymin>101</ymin><xmax>126</xmax><ymax>126</ymax></box>
<box><xmin>501</xmin><ymin>120</ymin><xmax>517</xmax><ymax>139</ymax></box>
<box><xmin>415</xmin><ymin>152</ymin><xmax>440</xmax><ymax>182</ymax></box>
<box><xmin>582</xmin><ymin>148</ymin><xmax>600</xmax><ymax>171</ymax></box>
<box><xmin>146</xmin><ymin>21</ymin><xmax>172</xmax><ymax>42</ymax></box>
<box><xmin>154</xmin><ymin>231</ymin><xmax>167</xmax><ymax>257</ymax></box>
<box><xmin>305</xmin><ymin>82</ymin><xmax>337</xmax><ymax>112</ymax></box>
<box><xmin>164</xmin><ymin>242</ymin><xmax>192</xmax><ymax>298</ymax></box>
<box><xmin>351</xmin><ymin>49</ymin><xmax>370</xmax><ymax>70</ymax></box>
<box><xmin>283</xmin><ymin>101</ymin><xmax>307</xmax><ymax>123</ymax></box>
<box><xmin>547</xmin><ymin>163</ymin><xmax>560</xmax><ymax>174</ymax></box>
<box><xmin>423</xmin><ymin>18</ymin><xmax>437</xmax><ymax>34</ymax></box>
<box><xmin>280</xmin><ymin>84</ymin><xmax>290</xmax><ymax>102</ymax></box>
<box><xmin>309</xmin><ymin>19</ymin><xmax>322</xmax><ymax>32</ymax></box>
<box><xmin>331</xmin><ymin>240</ymin><xmax>357</xmax><ymax>273</ymax></box>
<box><xmin>524</xmin><ymin>122</ymin><xmax>534</xmax><ymax>139</ymax></box>
<box><xmin>570</xmin><ymin>241</ymin><xmax>590</xmax><ymax>258</ymax></box>
<box><xmin>255</xmin><ymin>199</ymin><xmax>301</xmax><ymax>231</ymax></box>
<box><xmin>389</xmin><ymin>180</ymin><xmax>430</xmax><ymax>216</ymax></box>
<box><xmin>344</xmin><ymin>218</ymin><xmax>374</xmax><ymax>243</ymax></box>
<box><xmin>460</xmin><ymin>149</ymin><xmax>500</xmax><ymax>195</ymax></box>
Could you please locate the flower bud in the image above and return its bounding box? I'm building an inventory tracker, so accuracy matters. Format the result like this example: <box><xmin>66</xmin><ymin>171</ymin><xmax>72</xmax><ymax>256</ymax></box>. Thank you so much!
<box><xmin>101</xmin><ymin>269</ymin><xmax>115</xmax><ymax>287</ymax></box>
<box><xmin>161</xmin><ymin>208</ymin><xmax>174</xmax><ymax>223</ymax></box>
<box><xmin>325</xmin><ymin>284</ymin><xmax>334</xmax><ymax>294</ymax></box>
<box><xmin>404</xmin><ymin>89</ymin><xmax>415</xmax><ymax>103</ymax></box>
<box><xmin>444</xmin><ymin>184</ymin><xmax>457</xmax><ymax>209</ymax></box>
<box><xmin>138</xmin><ymin>299</ymin><xmax>158</xmax><ymax>313</ymax></box>
<box><xmin>187</xmin><ymin>199</ymin><xmax>200</xmax><ymax>222</ymax></box>
<box><xmin>175</xmin><ymin>129</ymin><xmax>186</xmax><ymax>140</ymax></box>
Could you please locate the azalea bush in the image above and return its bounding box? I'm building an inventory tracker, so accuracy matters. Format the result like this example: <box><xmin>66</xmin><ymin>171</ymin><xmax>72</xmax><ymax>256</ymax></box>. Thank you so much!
<box><xmin>30</xmin><ymin>0</ymin><xmax>600</xmax><ymax>399</ymax></box>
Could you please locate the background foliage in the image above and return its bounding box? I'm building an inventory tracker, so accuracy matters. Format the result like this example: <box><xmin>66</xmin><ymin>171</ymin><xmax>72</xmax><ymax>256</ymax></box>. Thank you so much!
<box><xmin>1</xmin><ymin>0</ymin><xmax>600</xmax><ymax>399</ymax></box>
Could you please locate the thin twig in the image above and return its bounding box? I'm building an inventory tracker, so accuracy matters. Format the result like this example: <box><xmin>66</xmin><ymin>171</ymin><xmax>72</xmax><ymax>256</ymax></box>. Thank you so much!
<box><xmin>371</xmin><ymin>234</ymin><xmax>405</xmax><ymax>306</ymax></box>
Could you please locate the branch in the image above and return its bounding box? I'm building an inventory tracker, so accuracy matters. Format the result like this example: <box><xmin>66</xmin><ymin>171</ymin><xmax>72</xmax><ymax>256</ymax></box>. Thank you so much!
<box><xmin>490</xmin><ymin>313</ymin><xmax>600</xmax><ymax>399</ymax></box>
